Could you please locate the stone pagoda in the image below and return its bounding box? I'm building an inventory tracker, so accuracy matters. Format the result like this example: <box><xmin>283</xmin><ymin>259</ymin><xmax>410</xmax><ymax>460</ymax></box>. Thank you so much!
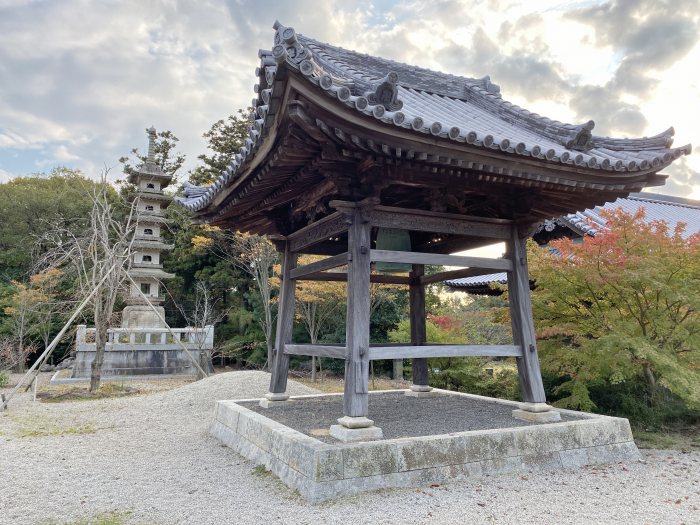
<box><xmin>122</xmin><ymin>127</ymin><xmax>175</xmax><ymax>328</ymax></box>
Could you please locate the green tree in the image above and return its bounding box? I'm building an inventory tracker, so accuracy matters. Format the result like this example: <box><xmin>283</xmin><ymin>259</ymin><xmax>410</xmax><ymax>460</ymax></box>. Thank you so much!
<box><xmin>0</xmin><ymin>168</ymin><xmax>98</xmax><ymax>281</ymax></box>
<box><xmin>189</xmin><ymin>109</ymin><xmax>251</xmax><ymax>185</ymax></box>
<box><xmin>119</xmin><ymin>129</ymin><xmax>185</xmax><ymax>181</ymax></box>
<box><xmin>530</xmin><ymin>208</ymin><xmax>700</xmax><ymax>413</ymax></box>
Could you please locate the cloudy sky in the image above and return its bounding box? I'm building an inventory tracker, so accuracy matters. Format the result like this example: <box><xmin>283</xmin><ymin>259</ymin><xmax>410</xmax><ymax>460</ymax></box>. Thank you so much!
<box><xmin>1</xmin><ymin>0</ymin><xmax>698</xmax><ymax>198</ymax></box>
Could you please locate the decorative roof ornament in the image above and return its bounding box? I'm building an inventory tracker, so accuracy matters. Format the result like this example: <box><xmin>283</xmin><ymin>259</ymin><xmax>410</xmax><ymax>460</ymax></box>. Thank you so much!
<box><xmin>272</xmin><ymin>21</ymin><xmax>311</xmax><ymax>65</ymax></box>
<box><xmin>564</xmin><ymin>121</ymin><xmax>595</xmax><ymax>151</ymax></box>
<box><xmin>364</xmin><ymin>72</ymin><xmax>403</xmax><ymax>111</ymax></box>
<box><xmin>146</xmin><ymin>126</ymin><xmax>157</xmax><ymax>165</ymax></box>
<box><xmin>478</xmin><ymin>75</ymin><xmax>500</xmax><ymax>95</ymax></box>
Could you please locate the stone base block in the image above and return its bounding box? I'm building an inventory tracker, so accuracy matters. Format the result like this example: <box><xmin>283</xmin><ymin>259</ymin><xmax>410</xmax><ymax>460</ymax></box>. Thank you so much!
<box><xmin>337</xmin><ymin>416</ymin><xmax>374</xmax><ymax>428</ymax></box>
<box><xmin>259</xmin><ymin>398</ymin><xmax>294</xmax><ymax>408</ymax></box>
<box><xmin>209</xmin><ymin>390</ymin><xmax>639</xmax><ymax>503</ymax></box>
<box><xmin>259</xmin><ymin>392</ymin><xmax>292</xmax><ymax>408</ymax></box>
<box><xmin>329</xmin><ymin>424</ymin><xmax>383</xmax><ymax>442</ymax></box>
<box><xmin>405</xmin><ymin>384</ymin><xmax>439</xmax><ymax>398</ymax></box>
<box><xmin>405</xmin><ymin>389</ymin><xmax>440</xmax><ymax>398</ymax></box>
<box><xmin>512</xmin><ymin>408</ymin><xmax>562</xmax><ymax>423</ymax></box>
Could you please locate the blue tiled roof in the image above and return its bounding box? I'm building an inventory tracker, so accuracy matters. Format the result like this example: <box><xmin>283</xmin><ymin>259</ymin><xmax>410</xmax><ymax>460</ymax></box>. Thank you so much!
<box><xmin>447</xmin><ymin>192</ymin><xmax>700</xmax><ymax>289</ymax></box>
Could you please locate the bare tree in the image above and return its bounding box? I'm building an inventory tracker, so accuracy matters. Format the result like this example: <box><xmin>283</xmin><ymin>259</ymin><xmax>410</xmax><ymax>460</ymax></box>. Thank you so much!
<box><xmin>2</xmin><ymin>282</ymin><xmax>39</xmax><ymax>373</ymax></box>
<box><xmin>205</xmin><ymin>232</ymin><xmax>278</xmax><ymax>368</ymax></box>
<box><xmin>295</xmin><ymin>256</ymin><xmax>344</xmax><ymax>381</ymax></box>
<box><xmin>173</xmin><ymin>279</ymin><xmax>226</xmax><ymax>366</ymax></box>
<box><xmin>38</xmin><ymin>173</ymin><xmax>138</xmax><ymax>392</ymax></box>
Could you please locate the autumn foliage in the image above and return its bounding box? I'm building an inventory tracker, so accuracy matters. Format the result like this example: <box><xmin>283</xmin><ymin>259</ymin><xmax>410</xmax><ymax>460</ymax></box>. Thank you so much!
<box><xmin>530</xmin><ymin>208</ymin><xmax>700</xmax><ymax>414</ymax></box>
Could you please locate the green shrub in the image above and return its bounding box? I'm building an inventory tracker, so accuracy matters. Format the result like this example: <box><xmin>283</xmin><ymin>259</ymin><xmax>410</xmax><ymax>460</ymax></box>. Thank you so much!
<box><xmin>429</xmin><ymin>357</ymin><xmax>520</xmax><ymax>400</ymax></box>
<box><xmin>0</xmin><ymin>370</ymin><xmax>9</xmax><ymax>388</ymax></box>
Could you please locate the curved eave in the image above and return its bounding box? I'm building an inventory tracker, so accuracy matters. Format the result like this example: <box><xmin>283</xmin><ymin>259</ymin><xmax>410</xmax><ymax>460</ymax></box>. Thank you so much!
<box><xmin>176</xmin><ymin>22</ymin><xmax>691</xmax><ymax>219</ymax></box>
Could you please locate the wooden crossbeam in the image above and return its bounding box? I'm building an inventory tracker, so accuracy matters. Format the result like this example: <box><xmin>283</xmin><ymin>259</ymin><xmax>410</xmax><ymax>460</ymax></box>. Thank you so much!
<box><xmin>329</xmin><ymin>200</ymin><xmax>512</xmax><ymax>240</ymax></box>
<box><xmin>286</xmin><ymin>211</ymin><xmax>349</xmax><ymax>252</ymax></box>
<box><xmin>367</xmin><ymin>344</ymin><xmax>522</xmax><ymax>360</ymax></box>
<box><xmin>289</xmin><ymin>253</ymin><xmax>348</xmax><ymax>279</ymax></box>
<box><xmin>295</xmin><ymin>271</ymin><xmax>411</xmax><ymax>284</ymax></box>
<box><xmin>370</xmin><ymin>249</ymin><xmax>512</xmax><ymax>271</ymax></box>
<box><xmin>369</xmin><ymin>206</ymin><xmax>512</xmax><ymax>240</ymax></box>
<box><xmin>284</xmin><ymin>344</ymin><xmax>347</xmax><ymax>359</ymax></box>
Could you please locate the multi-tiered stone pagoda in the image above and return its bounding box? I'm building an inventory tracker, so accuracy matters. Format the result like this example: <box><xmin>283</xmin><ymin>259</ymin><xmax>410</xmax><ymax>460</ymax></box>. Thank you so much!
<box><xmin>122</xmin><ymin>127</ymin><xmax>175</xmax><ymax>328</ymax></box>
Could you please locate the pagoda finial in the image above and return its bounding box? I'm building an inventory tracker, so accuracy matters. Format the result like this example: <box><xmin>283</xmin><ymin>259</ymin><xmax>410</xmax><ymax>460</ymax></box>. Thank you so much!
<box><xmin>147</xmin><ymin>126</ymin><xmax>157</xmax><ymax>164</ymax></box>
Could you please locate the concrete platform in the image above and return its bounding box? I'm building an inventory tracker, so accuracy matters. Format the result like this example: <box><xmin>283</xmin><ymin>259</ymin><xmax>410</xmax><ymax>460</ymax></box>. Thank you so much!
<box><xmin>209</xmin><ymin>389</ymin><xmax>640</xmax><ymax>503</ymax></box>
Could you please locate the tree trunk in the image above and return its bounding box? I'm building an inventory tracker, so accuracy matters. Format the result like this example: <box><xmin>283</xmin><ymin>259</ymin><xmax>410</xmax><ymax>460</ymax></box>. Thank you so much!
<box><xmin>16</xmin><ymin>344</ymin><xmax>25</xmax><ymax>374</ymax></box>
<box><xmin>643</xmin><ymin>363</ymin><xmax>657</xmax><ymax>402</ymax></box>
<box><xmin>266</xmin><ymin>339</ymin><xmax>273</xmax><ymax>372</ymax></box>
<box><xmin>90</xmin><ymin>294</ymin><xmax>108</xmax><ymax>393</ymax></box>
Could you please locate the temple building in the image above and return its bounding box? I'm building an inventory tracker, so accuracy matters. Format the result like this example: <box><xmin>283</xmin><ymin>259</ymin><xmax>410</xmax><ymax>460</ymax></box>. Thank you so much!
<box><xmin>177</xmin><ymin>21</ymin><xmax>691</xmax><ymax>500</ymax></box>
<box><xmin>122</xmin><ymin>127</ymin><xmax>175</xmax><ymax>328</ymax></box>
<box><xmin>178</xmin><ymin>21</ymin><xmax>690</xmax><ymax>439</ymax></box>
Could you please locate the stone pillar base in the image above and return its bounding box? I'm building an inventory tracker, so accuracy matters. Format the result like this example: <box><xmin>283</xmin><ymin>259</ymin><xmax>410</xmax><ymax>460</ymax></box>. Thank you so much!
<box><xmin>330</xmin><ymin>416</ymin><xmax>383</xmax><ymax>442</ymax></box>
<box><xmin>330</xmin><ymin>424</ymin><xmax>383</xmax><ymax>442</ymax></box>
<box><xmin>405</xmin><ymin>384</ymin><xmax>438</xmax><ymax>397</ymax></box>
<box><xmin>512</xmin><ymin>402</ymin><xmax>561</xmax><ymax>423</ymax></box>
<box><xmin>259</xmin><ymin>392</ymin><xmax>292</xmax><ymax>408</ymax></box>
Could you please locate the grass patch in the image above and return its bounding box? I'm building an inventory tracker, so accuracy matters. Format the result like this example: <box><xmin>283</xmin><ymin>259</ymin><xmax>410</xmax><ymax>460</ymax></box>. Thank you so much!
<box><xmin>38</xmin><ymin>383</ymin><xmax>139</xmax><ymax>403</ymax></box>
<box><xmin>252</xmin><ymin>464</ymin><xmax>271</xmax><ymax>477</ymax></box>
<box><xmin>3</xmin><ymin>413</ymin><xmax>102</xmax><ymax>439</ymax></box>
<box><xmin>17</xmin><ymin>424</ymin><xmax>98</xmax><ymax>438</ymax></box>
<box><xmin>633</xmin><ymin>428</ymin><xmax>700</xmax><ymax>452</ymax></box>
<box><xmin>43</xmin><ymin>510</ymin><xmax>140</xmax><ymax>525</ymax></box>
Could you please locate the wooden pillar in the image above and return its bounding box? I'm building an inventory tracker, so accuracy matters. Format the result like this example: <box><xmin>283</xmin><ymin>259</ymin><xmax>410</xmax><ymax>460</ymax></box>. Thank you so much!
<box><xmin>506</xmin><ymin>227</ymin><xmax>546</xmax><ymax>403</ymax></box>
<box><xmin>269</xmin><ymin>241</ymin><xmax>298</xmax><ymax>395</ymax></box>
<box><xmin>410</xmin><ymin>264</ymin><xmax>429</xmax><ymax>387</ymax></box>
<box><xmin>343</xmin><ymin>208</ymin><xmax>372</xmax><ymax>417</ymax></box>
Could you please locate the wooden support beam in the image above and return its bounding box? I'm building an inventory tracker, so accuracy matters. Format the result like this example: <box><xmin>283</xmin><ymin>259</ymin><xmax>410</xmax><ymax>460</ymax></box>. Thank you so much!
<box><xmin>368</xmin><ymin>344</ymin><xmax>522</xmax><ymax>360</ymax></box>
<box><xmin>268</xmin><ymin>242</ymin><xmax>298</xmax><ymax>394</ymax></box>
<box><xmin>329</xmin><ymin>200</ymin><xmax>512</xmax><ymax>240</ymax></box>
<box><xmin>410</xmin><ymin>264</ymin><xmax>429</xmax><ymax>387</ymax></box>
<box><xmin>369</xmin><ymin>206</ymin><xmax>512</xmax><ymax>240</ymax></box>
<box><xmin>371</xmin><ymin>250</ymin><xmax>512</xmax><ymax>271</ymax></box>
<box><xmin>287</xmin><ymin>211</ymin><xmax>349</xmax><ymax>252</ymax></box>
<box><xmin>507</xmin><ymin>226</ymin><xmax>547</xmax><ymax>403</ymax></box>
<box><xmin>343</xmin><ymin>207</ymin><xmax>372</xmax><ymax>417</ymax></box>
<box><xmin>284</xmin><ymin>344</ymin><xmax>347</xmax><ymax>359</ymax></box>
<box><xmin>289</xmin><ymin>252</ymin><xmax>348</xmax><ymax>279</ymax></box>
<box><xmin>419</xmin><ymin>267</ymin><xmax>504</xmax><ymax>286</ymax></box>
<box><xmin>295</xmin><ymin>271</ymin><xmax>411</xmax><ymax>285</ymax></box>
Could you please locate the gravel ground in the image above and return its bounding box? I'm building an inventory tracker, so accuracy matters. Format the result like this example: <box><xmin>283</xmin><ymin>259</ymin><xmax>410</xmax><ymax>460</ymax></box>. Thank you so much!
<box><xmin>242</xmin><ymin>391</ymin><xmax>583</xmax><ymax>443</ymax></box>
<box><xmin>1</xmin><ymin>371</ymin><xmax>699</xmax><ymax>525</ymax></box>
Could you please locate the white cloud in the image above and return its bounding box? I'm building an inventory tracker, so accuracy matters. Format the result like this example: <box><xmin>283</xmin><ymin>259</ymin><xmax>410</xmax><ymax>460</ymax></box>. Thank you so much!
<box><xmin>0</xmin><ymin>0</ymin><xmax>696</xmax><ymax>195</ymax></box>
<box><xmin>0</xmin><ymin>168</ymin><xmax>15</xmax><ymax>183</ymax></box>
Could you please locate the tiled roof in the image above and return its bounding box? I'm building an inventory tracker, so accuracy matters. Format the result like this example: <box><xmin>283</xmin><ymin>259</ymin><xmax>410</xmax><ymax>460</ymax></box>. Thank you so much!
<box><xmin>447</xmin><ymin>192</ymin><xmax>700</xmax><ymax>290</ymax></box>
<box><xmin>562</xmin><ymin>192</ymin><xmax>700</xmax><ymax>239</ymax></box>
<box><xmin>177</xmin><ymin>22</ymin><xmax>691</xmax><ymax>214</ymax></box>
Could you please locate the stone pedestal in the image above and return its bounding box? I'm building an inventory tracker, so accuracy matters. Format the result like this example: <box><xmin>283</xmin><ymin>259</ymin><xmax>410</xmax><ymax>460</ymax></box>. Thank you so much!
<box><xmin>121</xmin><ymin>305</ymin><xmax>166</xmax><ymax>328</ymax></box>
<box><xmin>512</xmin><ymin>402</ymin><xmax>562</xmax><ymax>423</ymax></box>
<box><xmin>404</xmin><ymin>384</ymin><xmax>438</xmax><ymax>398</ymax></box>
<box><xmin>329</xmin><ymin>416</ymin><xmax>383</xmax><ymax>442</ymax></box>
<box><xmin>259</xmin><ymin>392</ymin><xmax>292</xmax><ymax>408</ymax></box>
